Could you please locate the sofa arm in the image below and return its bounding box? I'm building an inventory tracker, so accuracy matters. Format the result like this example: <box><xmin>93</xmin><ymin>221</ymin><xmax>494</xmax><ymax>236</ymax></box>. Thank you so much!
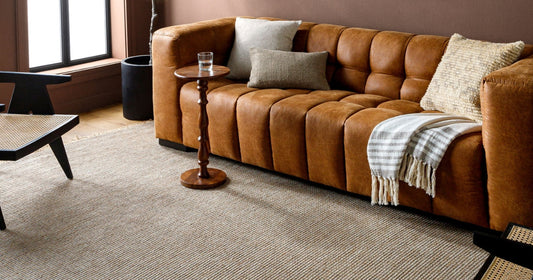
<box><xmin>152</xmin><ymin>17</ymin><xmax>236</xmax><ymax>144</ymax></box>
<box><xmin>481</xmin><ymin>55</ymin><xmax>533</xmax><ymax>231</ymax></box>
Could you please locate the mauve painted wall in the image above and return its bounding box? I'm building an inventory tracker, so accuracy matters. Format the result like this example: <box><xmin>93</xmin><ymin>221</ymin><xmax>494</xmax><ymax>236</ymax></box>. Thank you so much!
<box><xmin>162</xmin><ymin>0</ymin><xmax>533</xmax><ymax>44</ymax></box>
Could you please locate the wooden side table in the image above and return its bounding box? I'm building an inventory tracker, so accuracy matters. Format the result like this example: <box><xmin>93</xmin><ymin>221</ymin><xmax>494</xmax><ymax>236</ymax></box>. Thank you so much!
<box><xmin>174</xmin><ymin>65</ymin><xmax>230</xmax><ymax>189</ymax></box>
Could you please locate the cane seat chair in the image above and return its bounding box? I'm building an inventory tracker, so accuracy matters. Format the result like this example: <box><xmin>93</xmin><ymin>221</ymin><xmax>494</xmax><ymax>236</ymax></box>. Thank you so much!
<box><xmin>474</xmin><ymin>223</ymin><xmax>533</xmax><ymax>279</ymax></box>
<box><xmin>0</xmin><ymin>71</ymin><xmax>79</xmax><ymax>230</ymax></box>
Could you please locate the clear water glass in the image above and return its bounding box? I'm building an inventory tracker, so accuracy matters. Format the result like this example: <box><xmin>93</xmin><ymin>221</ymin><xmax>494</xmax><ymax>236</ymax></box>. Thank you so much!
<box><xmin>198</xmin><ymin>52</ymin><xmax>213</xmax><ymax>71</ymax></box>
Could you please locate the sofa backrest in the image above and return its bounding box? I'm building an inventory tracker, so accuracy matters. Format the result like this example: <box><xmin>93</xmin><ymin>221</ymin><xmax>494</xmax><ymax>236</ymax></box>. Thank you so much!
<box><xmin>293</xmin><ymin>21</ymin><xmax>533</xmax><ymax>102</ymax></box>
<box><xmin>293</xmin><ymin>22</ymin><xmax>447</xmax><ymax>102</ymax></box>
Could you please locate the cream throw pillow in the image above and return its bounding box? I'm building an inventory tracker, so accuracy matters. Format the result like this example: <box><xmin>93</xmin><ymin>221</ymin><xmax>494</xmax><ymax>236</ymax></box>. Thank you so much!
<box><xmin>420</xmin><ymin>33</ymin><xmax>524</xmax><ymax>122</ymax></box>
<box><xmin>226</xmin><ymin>17</ymin><xmax>301</xmax><ymax>80</ymax></box>
<box><xmin>247</xmin><ymin>48</ymin><xmax>330</xmax><ymax>90</ymax></box>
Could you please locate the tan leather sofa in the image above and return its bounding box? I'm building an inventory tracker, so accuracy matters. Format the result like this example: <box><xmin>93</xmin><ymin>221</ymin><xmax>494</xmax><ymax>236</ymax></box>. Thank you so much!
<box><xmin>152</xmin><ymin>17</ymin><xmax>533</xmax><ymax>231</ymax></box>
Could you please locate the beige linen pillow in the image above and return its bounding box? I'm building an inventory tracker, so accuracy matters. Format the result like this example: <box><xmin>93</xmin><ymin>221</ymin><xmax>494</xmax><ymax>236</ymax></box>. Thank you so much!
<box><xmin>420</xmin><ymin>33</ymin><xmax>524</xmax><ymax>122</ymax></box>
<box><xmin>226</xmin><ymin>17</ymin><xmax>302</xmax><ymax>80</ymax></box>
<box><xmin>247</xmin><ymin>48</ymin><xmax>330</xmax><ymax>90</ymax></box>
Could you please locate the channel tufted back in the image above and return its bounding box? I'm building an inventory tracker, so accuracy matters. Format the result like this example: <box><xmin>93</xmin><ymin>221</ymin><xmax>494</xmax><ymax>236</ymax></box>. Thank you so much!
<box><xmin>295</xmin><ymin>23</ymin><xmax>449</xmax><ymax>102</ymax></box>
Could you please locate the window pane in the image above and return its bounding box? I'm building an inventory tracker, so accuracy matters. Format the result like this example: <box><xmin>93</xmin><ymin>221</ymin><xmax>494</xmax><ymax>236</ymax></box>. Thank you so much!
<box><xmin>27</xmin><ymin>0</ymin><xmax>62</xmax><ymax>68</ymax></box>
<box><xmin>68</xmin><ymin>0</ymin><xmax>108</xmax><ymax>60</ymax></box>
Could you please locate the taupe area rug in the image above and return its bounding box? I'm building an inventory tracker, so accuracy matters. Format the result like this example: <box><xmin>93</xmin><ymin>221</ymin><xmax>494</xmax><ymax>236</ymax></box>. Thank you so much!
<box><xmin>0</xmin><ymin>122</ymin><xmax>488</xmax><ymax>279</ymax></box>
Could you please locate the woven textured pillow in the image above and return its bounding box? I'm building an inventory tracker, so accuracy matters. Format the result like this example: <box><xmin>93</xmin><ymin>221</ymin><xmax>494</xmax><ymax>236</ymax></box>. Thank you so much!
<box><xmin>226</xmin><ymin>17</ymin><xmax>301</xmax><ymax>80</ymax></box>
<box><xmin>420</xmin><ymin>33</ymin><xmax>524</xmax><ymax>122</ymax></box>
<box><xmin>247</xmin><ymin>48</ymin><xmax>330</xmax><ymax>90</ymax></box>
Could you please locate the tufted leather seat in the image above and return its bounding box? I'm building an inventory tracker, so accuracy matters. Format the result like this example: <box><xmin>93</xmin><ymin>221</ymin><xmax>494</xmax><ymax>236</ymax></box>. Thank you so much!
<box><xmin>153</xmin><ymin>17</ymin><xmax>533</xmax><ymax>231</ymax></box>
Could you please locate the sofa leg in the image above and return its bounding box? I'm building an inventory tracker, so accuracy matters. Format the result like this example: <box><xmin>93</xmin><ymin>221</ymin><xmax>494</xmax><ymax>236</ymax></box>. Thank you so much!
<box><xmin>158</xmin><ymin>139</ymin><xmax>195</xmax><ymax>152</ymax></box>
<box><xmin>0</xmin><ymin>206</ymin><xmax>6</xmax><ymax>230</ymax></box>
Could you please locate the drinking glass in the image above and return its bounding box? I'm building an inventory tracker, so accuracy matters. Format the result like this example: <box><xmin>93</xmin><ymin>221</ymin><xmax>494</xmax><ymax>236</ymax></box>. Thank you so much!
<box><xmin>198</xmin><ymin>52</ymin><xmax>213</xmax><ymax>71</ymax></box>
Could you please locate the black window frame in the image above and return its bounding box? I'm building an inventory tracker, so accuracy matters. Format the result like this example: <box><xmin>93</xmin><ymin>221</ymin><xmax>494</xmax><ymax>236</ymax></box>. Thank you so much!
<box><xmin>29</xmin><ymin>0</ymin><xmax>112</xmax><ymax>72</ymax></box>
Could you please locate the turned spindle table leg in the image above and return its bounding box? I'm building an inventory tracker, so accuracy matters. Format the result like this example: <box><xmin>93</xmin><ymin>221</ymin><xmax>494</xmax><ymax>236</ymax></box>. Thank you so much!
<box><xmin>197</xmin><ymin>79</ymin><xmax>210</xmax><ymax>178</ymax></box>
<box><xmin>179</xmin><ymin>79</ymin><xmax>227</xmax><ymax>189</ymax></box>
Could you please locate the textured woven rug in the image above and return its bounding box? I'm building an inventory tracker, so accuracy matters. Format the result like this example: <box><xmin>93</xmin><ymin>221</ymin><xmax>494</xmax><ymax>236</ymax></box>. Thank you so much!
<box><xmin>0</xmin><ymin>122</ymin><xmax>488</xmax><ymax>279</ymax></box>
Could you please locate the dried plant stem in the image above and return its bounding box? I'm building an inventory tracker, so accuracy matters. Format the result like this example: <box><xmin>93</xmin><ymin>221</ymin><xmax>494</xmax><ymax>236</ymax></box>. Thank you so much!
<box><xmin>149</xmin><ymin>0</ymin><xmax>157</xmax><ymax>65</ymax></box>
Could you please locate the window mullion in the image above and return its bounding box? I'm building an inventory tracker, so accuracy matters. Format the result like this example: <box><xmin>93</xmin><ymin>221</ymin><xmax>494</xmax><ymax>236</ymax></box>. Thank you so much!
<box><xmin>60</xmin><ymin>0</ymin><xmax>70</xmax><ymax>66</ymax></box>
<box><xmin>105</xmin><ymin>0</ymin><xmax>111</xmax><ymax>56</ymax></box>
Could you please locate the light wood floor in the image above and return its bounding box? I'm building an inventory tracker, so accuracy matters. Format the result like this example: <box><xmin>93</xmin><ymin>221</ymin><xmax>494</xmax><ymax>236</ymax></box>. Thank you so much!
<box><xmin>63</xmin><ymin>103</ymin><xmax>150</xmax><ymax>143</ymax></box>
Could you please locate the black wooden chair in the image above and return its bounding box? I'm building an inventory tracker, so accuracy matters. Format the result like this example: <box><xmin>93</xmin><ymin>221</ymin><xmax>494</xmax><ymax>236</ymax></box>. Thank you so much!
<box><xmin>0</xmin><ymin>71</ymin><xmax>79</xmax><ymax>230</ymax></box>
<box><xmin>475</xmin><ymin>232</ymin><xmax>533</xmax><ymax>269</ymax></box>
<box><xmin>474</xmin><ymin>224</ymin><xmax>533</xmax><ymax>279</ymax></box>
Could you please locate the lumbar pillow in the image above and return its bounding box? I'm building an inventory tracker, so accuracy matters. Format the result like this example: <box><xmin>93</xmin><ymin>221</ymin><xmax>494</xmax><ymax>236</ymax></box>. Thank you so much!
<box><xmin>247</xmin><ymin>48</ymin><xmax>330</xmax><ymax>90</ymax></box>
<box><xmin>420</xmin><ymin>33</ymin><xmax>524</xmax><ymax>122</ymax></box>
<box><xmin>226</xmin><ymin>17</ymin><xmax>302</xmax><ymax>80</ymax></box>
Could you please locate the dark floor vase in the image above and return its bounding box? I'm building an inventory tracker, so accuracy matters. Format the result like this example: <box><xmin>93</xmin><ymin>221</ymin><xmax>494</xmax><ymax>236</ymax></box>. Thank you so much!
<box><xmin>121</xmin><ymin>55</ymin><xmax>153</xmax><ymax>120</ymax></box>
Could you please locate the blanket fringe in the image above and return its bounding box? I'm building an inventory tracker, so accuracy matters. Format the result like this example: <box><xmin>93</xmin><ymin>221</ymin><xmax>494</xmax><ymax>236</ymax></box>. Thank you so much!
<box><xmin>372</xmin><ymin>155</ymin><xmax>437</xmax><ymax>206</ymax></box>
<box><xmin>371</xmin><ymin>175</ymin><xmax>400</xmax><ymax>206</ymax></box>
<box><xmin>398</xmin><ymin>154</ymin><xmax>437</xmax><ymax>198</ymax></box>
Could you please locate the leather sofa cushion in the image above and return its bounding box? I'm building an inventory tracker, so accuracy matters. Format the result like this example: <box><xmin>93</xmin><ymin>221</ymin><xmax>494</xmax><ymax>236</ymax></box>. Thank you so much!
<box><xmin>179</xmin><ymin>79</ymin><xmax>487</xmax><ymax>226</ymax></box>
<box><xmin>306</xmin><ymin>26</ymin><xmax>449</xmax><ymax>103</ymax></box>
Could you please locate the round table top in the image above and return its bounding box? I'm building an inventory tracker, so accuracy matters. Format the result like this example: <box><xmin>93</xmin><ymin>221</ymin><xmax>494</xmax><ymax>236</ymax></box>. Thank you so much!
<box><xmin>174</xmin><ymin>65</ymin><xmax>230</xmax><ymax>80</ymax></box>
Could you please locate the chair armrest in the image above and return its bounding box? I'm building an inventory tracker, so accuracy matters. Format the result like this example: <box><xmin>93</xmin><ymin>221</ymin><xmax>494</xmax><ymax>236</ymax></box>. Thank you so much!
<box><xmin>0</xmin><ymin>71</ymin><xmax>70</xmax><ymax>85</ymax></box>
<box><xmin>152</xmin><ymin>17</ymin><xmax>236</xmax><ymax>144</ymax></box>
<box><xmin>0</xmin><ymin>71</ymin><xmax>71</xmax><ymax>114</ymax></box>
<box><xmin>481</xmin><ymin>56</ymin><xmax>533</xmax><ymax>231</ymax></box>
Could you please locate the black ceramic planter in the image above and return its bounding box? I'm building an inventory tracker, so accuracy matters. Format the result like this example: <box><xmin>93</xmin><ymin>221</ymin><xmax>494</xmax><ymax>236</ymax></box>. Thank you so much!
<box><xmin>121</xmin><ymin>55</ymin><xmax>153</xmax><ymax>120</ymax></box>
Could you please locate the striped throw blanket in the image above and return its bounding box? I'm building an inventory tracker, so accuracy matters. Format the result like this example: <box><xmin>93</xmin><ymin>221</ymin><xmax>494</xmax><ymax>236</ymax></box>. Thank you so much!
<box><xmin>367</xmin><ymin>113</ymin><xmax>481</xmax><ymax>206</ymax></box>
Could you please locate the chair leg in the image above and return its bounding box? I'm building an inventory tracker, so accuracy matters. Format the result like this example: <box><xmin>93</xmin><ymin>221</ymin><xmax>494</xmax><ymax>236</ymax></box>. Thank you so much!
<box><xmin>49</xmin><ymin>137</ymin><xmax>73</xmax><ymax>179</ymax></box>
<box><xmin>0</xmin><ymin>206</ymin><xmax>6</xmax><ymax>230</ymax></box>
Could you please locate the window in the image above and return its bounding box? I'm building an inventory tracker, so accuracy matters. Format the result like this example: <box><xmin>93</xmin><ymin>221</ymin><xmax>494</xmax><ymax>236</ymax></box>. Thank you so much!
<box><xmin>27</xmin><ymin>0</ymin><xmax>111</xmax><ymax>72</ymax></box>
